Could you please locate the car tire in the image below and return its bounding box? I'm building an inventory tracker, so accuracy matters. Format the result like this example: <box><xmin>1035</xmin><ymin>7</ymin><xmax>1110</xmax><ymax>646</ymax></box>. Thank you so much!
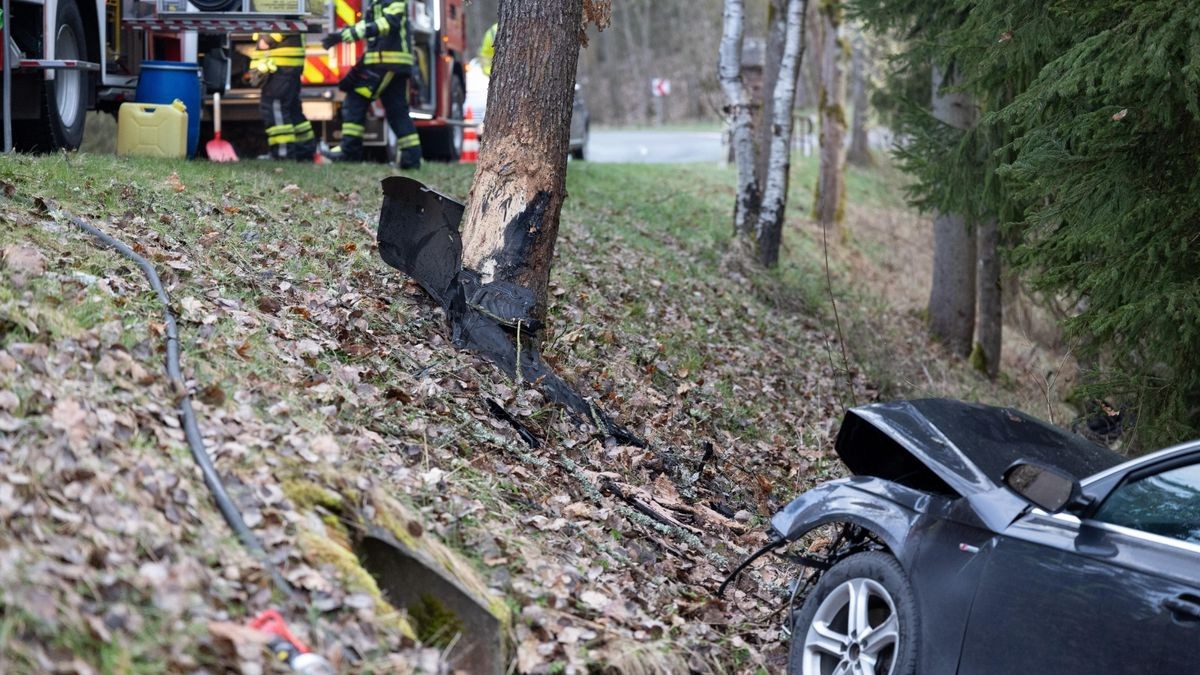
<box><xmin>788</xmin><ymin>551</ymin><xmax>918</xmax><ymax>675</ymax></box>
<box><xmin>14</xmin><ymin>0</ymin><xmax>89</xmax><ymax>152</ymax></box>
<box><xmin>420</xmin><ymin>73</ymin><xmax>464</xmax><ymax>162</ymax></box>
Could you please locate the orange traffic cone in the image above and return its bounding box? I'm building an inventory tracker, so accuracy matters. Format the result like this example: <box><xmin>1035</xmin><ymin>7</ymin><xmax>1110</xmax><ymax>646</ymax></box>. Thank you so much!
<box><xmin>460</xmin><ymin>107</ymin><xmax>479</xmax><ymax>164</ymax></box>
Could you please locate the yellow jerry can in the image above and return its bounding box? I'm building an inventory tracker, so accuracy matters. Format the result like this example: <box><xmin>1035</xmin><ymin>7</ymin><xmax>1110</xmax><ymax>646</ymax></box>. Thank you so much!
<box><xmin>116</xmin><ymin>99</ymin><xmax>189</xmax><ymax>158</ymax></box>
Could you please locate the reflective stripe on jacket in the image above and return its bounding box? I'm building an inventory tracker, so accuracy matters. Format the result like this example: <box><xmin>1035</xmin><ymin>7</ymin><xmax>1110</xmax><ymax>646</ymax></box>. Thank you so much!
<box><xmin>346</xmin><ymin>0</ymin><xmax>412</xmax><ymax>72</ymax></box>
<box><xmin>480</xmin><ymin>23</ymin><xmax>496</xmax><ymax>77</ymax></box>
<box><xmin>251</xmin><ymin>32</ymin><xmax>306</xmax><ymax>70</ymax></box>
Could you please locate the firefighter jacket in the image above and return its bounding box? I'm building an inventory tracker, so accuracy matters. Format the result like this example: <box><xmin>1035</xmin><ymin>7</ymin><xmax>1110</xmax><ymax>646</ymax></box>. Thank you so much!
<box><xmin>339</xmin><ymin>0</ymin><xmax>413</xmax><ymax>73</ymax></box>
<box><xmin>250</xmin><ymin>32</ymin><xmax>306</xmax><ymax>73</ymax></box>
<box><xmin>480</xmin><ymin>23</ymin><xmax>497</xmax><ymax>77</ymax></box>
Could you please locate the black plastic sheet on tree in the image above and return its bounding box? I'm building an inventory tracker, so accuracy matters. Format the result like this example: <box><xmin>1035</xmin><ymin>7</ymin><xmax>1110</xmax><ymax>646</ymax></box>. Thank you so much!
<box><xmin>376</xmin><ymin>176</ymin><xmax>644</xmax><ymax>447</ymax></box>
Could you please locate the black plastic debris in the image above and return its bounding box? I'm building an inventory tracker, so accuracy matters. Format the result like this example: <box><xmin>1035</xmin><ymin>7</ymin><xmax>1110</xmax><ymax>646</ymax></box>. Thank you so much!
<box><xmin>377</xmin><ymin>177</ymin><xmax>644</xmax><ymax>447</ymax></box>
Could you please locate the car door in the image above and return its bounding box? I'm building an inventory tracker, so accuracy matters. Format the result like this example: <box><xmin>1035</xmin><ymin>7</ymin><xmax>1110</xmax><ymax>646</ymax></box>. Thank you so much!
<box><xmin>956</xmin><ymin>456</ymin><xmax>1200</xmax><ymax>673</ymax></box>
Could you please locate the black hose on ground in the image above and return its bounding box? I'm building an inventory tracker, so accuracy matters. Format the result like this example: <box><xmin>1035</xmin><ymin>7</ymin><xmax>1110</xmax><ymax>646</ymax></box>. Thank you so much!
<box><xmin>65</xmin><ymin>212</ymin><xmax>295</xmax><ymax>599</ymax></box>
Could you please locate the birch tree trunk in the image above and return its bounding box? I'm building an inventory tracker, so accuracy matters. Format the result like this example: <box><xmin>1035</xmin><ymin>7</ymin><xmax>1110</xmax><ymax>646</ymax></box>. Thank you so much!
<box><xmin>812</xmin><ymin>0</ymin><xmax>846</xmax><ymax>227</ymax></box>
<box><xmin>846</xmin><ymin>29</ymin><xmax>872</xmax><ymax>166</ymax></box>
<box><xmin>928</xmin><ymin>63</ymin><xmax>978</xmax><ymax>357</ymax></box>
<box><xmin>755</xmin><ymin>0</ymin><xmax>788</xmax><ymax>187</ymax></box>
<box><xmin>755</xmin><ymin>0</ymin><xmax>807</xmax><ymax>267</ymax></box>
<box><xmin>719</xmin><ymin>0</ymin><xmax>760</xmax><ymax>238</ymax></box>
<box><xmin>974</xmin><ymin>219</ymin><xmax>1002</xmax><ymax>378</ymax></box>
<box><xmin>459</xmin><ymin>0</ymin><xmax>586</xmax><ymax>324</ymax></box>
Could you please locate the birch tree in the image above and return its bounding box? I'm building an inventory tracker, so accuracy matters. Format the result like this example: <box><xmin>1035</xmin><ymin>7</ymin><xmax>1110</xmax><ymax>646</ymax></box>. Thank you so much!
<box><xmin>755</xmin><ymin>0</ymin><xmax>788</xmax><ymax>187</ymax></box>
<box><xmin>754</xmin><ymin>0</ymin><xmax>807</xmax><ymax>267</ymax></box>
<box><xmin>719</xmin><ymin>0</ymin><xmax>760</xmax><ymax>238</ymax></box>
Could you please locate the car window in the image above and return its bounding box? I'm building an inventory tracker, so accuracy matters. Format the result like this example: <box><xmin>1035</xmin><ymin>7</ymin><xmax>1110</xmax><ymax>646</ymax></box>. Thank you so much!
<box><xmin>1092</xmin><ymin>461</ymin><xmax>1200</xmax><ymax>545</ymax></box>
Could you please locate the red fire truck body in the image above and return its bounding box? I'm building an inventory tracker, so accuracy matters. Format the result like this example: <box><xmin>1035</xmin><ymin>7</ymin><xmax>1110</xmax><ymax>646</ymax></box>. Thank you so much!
<box><xmin>1</xmin><ymin>0</ymin><xmax>466</xmax><ymax>160</ymax></box>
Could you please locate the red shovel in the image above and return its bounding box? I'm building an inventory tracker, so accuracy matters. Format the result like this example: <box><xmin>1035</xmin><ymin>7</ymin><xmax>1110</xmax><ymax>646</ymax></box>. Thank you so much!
<box><xmin>206</xmin><ymin>92</ymin><xmax>238</xmax><ymax>162</ymax></box>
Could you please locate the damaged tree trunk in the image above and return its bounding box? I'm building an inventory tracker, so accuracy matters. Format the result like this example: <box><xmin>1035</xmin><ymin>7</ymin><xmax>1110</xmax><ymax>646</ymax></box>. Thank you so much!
<box><xmin>812</xmin><ymin>0</ymin><xmax>847</xmax><ymax>228</ymax></box>
<box><xmin>928</xmin><ymin>63</ymin><xmax>977</xmax><ymax>357</ymax></box>
<box><xmin>459</xmin><ymin>0</ymin><xmax>586</xmax><ymax>325</ymax></box>
<box><xmin>376</xmin><ymin>0</ymin><xmax>641</xmax><ymax>445</ymax></box>
<box><xmin>754</xmin><ymin>0</ymin><xmax>807</xmax><ymax>267</ymax></box>
<box><xmin>719</xmin><ymin>0</ymin><xmax>760</xmax><ymax>239</ymax></box>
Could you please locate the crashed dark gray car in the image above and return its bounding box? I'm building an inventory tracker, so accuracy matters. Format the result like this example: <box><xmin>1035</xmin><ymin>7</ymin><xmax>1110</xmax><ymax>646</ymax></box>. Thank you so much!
<box><xmin>763</xmin><ymin>399</ymin><xmax>1200</xmax><ymax>675</ymax></box>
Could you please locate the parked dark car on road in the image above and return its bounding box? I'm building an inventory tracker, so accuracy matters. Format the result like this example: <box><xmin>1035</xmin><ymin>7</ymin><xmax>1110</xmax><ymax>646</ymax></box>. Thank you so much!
<box><xmin>758</xmin><ymin>399</ymin><xmax>1200</xmax><ymax>675</ymax></box>
<box><xmin>568</xmin><ymin>83</ymin><xmax>590</xmax><ymax>160</ymax></box>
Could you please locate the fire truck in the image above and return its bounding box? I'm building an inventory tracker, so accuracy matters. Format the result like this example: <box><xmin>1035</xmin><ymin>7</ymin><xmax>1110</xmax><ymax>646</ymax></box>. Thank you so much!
<box><xmin>1</xmin><ymin>0</ymin><xmax>467</xmax><ymax>160</ymax></box>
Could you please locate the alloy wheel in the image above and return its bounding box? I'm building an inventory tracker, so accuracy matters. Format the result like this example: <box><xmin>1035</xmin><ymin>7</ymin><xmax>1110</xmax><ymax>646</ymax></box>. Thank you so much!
<box><xmin>801</xmin><ymin>577</ymin><xmax>900</xmax><ymax>675</ymax></box>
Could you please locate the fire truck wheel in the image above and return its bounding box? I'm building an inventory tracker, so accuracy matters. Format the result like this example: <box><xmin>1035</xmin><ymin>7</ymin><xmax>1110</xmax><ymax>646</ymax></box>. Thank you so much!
<box><xmin>421</xmin><ymin>73</ymin><xmax>464</xmax><ymax>162</ymax></box>
<box><xmin>15</xmin><ymin>0</ymin><xmax>89</xmax><ymax>151</ymax></box>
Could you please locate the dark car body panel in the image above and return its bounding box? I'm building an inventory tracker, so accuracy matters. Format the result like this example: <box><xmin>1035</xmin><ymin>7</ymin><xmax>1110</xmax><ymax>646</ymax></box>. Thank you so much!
<box><xmin>958</xmin><ymin>510</ymin><xmax>1200</xmax><ymax>673</ymax></box>
<box><xmin>770</xmin><ymin>477</ymin><xmax>932</xmax><ymax>560</ymax></box>
<box><xmin>774</xmin><ymin>400</ymin><xmax>1200</xmax><ymax>675</ymax></box>
<box><xmin>836</xmin><ymin>399</ymin><xmax>1125</xmax><ymax>498</ymax></box>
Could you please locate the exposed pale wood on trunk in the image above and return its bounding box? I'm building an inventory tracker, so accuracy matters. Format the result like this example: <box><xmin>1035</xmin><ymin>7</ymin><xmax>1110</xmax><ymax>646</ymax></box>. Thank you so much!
<box><xmin>975</xmin><ymin>219</ymin><xmax>1002</xmax><ymax>378</ymax></box>
<box><xmin>928</xmin><ymin>63</ymin><xmax>978</xmax><ymax>357</ymax></box>
<box><xmin>812</xmin><ymin>0</ymin><xmax>846</xmax><ymax>227</ymax></box>
<box><xmin>459</xmin><ymin>0</ymin><xmax>586</xmax><ymax>324</ymax></box>
<box><xmin>755</xmin><ymin>0</ymin><xmax>807</xmax><ymax>267</ymax></box>
<box><xmin>719</xmin><ymin>0</ymin><xmax>760</xmax><ymax>238</ymax></box>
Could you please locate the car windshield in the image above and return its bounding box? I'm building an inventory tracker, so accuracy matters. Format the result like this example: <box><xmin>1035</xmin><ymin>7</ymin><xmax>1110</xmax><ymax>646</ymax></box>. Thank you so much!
<box><xmin>1092</xmin><ymin>461</ymin><xmax>1200</xmax><ymax>545</ymax></box>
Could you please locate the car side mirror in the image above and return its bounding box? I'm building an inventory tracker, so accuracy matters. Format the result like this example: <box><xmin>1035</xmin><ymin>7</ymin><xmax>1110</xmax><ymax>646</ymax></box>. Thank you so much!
<box><xmin>1002</xmin><ymin>461</ymin><xmax>1082</xmax><ymax>514</ymax></box>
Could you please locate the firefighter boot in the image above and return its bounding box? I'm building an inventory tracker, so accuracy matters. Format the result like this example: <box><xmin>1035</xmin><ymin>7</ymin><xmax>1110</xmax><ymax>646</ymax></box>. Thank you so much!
<box><xmin>397</xmin><ymin>145</ymin><xmax>422</xmax><ymax>170</ymax></box>
<box><xmin>321</xmin><ymin>145</ymin><xmax>361</xmax><ymax>162</ymax></box>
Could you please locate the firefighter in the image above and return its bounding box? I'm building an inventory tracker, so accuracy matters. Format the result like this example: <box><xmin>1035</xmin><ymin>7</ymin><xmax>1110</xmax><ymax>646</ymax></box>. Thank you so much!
<box><xmin>251</xmin><ymin>32</ymin><xmax>316</xmax><ymax>161</ymax></box>
<box><xmin>320</xmin><ymin>0</ymin><xmax>421</xmax><ymax>168</ymax></box>
<box><xmin>479</xmin><ymin>23</ymin><xmax>497</xmax><ymax>77</ymax></box>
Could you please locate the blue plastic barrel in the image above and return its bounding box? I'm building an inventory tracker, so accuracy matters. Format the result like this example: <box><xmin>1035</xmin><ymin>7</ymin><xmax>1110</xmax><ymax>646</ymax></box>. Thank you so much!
<box><xmin>135</xmin><ymin>61</ymin><xmax>203</xmax><ymax>158</ymax></box>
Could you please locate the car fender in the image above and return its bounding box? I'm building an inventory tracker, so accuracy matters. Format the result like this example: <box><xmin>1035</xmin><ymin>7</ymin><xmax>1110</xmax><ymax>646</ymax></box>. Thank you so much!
<box><xmin>770</xmin><ymin>476</ymin><xmax>928</xmax><ymax>561</ymax></box>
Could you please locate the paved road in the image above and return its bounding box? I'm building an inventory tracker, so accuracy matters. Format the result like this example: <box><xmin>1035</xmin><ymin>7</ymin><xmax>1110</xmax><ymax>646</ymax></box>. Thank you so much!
<box><xmin>585</xmin><ymin>129</ymin><xmax>726</xmax><ymax>164</ymax></box>
<box><xmin>581</xmin><ymin>126</ymin><xmax>895</xmax><ymax>164</ymax></box>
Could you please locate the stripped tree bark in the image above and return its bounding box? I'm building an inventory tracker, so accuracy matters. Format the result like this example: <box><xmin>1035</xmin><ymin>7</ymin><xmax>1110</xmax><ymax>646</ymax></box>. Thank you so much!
<box><xmin>928</xmin><ymin>63</ymin><xmax>978</xmax><ymax>357</ymax></box>
<box><xmin>459</xmin><ymin>0</ymin><xmax>591</xmax><ymax>325</ymax></box>
<box><xmin>974</xmin><ymin>219</ymin><xmax>1002</xmax><ymax>378</ymax></box>
<box><xmin>846</xmin><ymin>27</ymin><xmax>872</xmax><ymax>167</ymax></box>
<box><xmin>719</xmin><ymin>0</ymin><xmax>760</xmax><ymax>238</ymax></box>
<box><xmin>754</xmin><ymin>0</ymin><xmax>807</xmax><ymax>267</ymax></box>
<box><xmin>812</xmin><ymin>0</ymin><xmax>847</xmax><ymax>227</ymax></box>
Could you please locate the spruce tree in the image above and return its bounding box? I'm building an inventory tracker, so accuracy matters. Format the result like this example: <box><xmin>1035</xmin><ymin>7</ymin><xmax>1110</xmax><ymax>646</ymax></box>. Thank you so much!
<box><xmin>853</xmin><ymin>0</ymin><xmax>1200</xmax><ymax>447</ymax></box>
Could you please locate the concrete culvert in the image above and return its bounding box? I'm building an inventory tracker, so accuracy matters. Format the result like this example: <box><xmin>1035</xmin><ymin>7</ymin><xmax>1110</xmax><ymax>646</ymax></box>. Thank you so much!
<box><xmin>357</xmin><ymin>525</ymin><xmax>504</xmax><ymax>675</ymax></box>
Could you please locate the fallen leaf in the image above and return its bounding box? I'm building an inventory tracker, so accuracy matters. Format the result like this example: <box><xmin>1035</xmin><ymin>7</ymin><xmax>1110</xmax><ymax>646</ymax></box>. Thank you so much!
<box><xmin>208</xmin><ymin>621</ymin><xmax>270</xmax><ymax>673</ymax></box>
<box><xmin>164</xmin><ymin>171</ymin><xmax>185</xmax><ymax>193</ymax></box>
<box><xmin>2</xmin><ymin>244</ymin><xmax>47</xmax><ymax>286</ymax></box>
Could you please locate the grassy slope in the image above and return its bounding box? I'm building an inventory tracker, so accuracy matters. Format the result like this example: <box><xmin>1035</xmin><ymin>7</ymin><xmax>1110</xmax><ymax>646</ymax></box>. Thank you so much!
<box><xmin>0</xmin><ymin>151</ymin><xmax>1058</xmax><ymax>673</ymax></box>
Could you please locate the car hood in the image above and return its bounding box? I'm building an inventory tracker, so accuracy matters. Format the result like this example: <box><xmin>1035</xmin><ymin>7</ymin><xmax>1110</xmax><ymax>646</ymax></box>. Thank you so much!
<box><xmin>836</xmin><ymin>399</ymin><xmax>1125</xmax><ymax>498</ymax></box>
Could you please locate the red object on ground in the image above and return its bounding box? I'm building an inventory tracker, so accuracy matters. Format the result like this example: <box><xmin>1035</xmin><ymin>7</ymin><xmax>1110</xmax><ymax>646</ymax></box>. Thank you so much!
<box><xmin>459</xmin><ymin>106</ymin><xmax>479</xmax><ymax>164</ymax></box>
<box><xmin>206</xmin><ymin>92</ymin><xmax>238</xmax><ymax>163</ymax></box>
<box><xmin>249</xmin><ymin>609</ymin><xmax>311</xmax><ymax>654</ymax></box>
